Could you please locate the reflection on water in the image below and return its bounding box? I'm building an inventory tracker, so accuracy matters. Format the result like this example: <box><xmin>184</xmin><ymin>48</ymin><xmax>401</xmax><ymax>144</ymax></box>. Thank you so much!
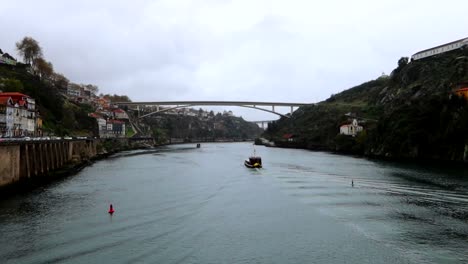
<box><xmin>266</xmin><ymin>148</ymin><xmax>468</xmax><ymax>263</ymax></box>
<box><xmin>0</xmin><ymin>143</ymin><xmax>467</xmax><ymax>263</ymax></box>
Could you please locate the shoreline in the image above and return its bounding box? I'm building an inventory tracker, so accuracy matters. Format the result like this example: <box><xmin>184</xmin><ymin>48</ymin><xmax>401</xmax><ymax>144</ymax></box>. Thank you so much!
<box><xmin>0</xmin><ymin>143</ymin><xmax>159</xmax><ymax>199</ymax></box>
<box><xmin>257</xmin><ymin>140</ymin><xmax>468</xmax><ymax>168</ymax></box>
<box><xmin>0</xmin><ymin>140</ymin><xmax>254</xmax><ymax>199</ymax></box>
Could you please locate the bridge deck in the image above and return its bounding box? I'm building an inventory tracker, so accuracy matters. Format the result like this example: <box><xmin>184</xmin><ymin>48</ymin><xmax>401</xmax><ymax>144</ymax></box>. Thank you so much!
<box><xmin>114</xmin><ymin>101</ymin><xmax>309</xmax><ymax>107</ymax></box>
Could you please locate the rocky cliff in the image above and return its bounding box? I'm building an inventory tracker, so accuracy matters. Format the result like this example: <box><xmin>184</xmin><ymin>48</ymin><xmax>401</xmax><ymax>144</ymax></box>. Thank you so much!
<box><xmin>264</xmin><ymin>48</ymin><xmax>468</xmax><ymax>162</ymax></box>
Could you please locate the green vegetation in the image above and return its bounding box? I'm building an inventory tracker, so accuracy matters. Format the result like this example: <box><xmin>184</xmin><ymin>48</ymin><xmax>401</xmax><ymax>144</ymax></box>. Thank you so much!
<box><xmin>151</xmin><ymin>127</ymin><xmax>169</xmax><ymax>144</ymax></box>
<box><xmin>0</xmin><ymin>36</ymin><xmax>101</xmax><ymax>136</ymax></box>
<box><xmin>142</xmin><ymin>113</ymin><xmax>262</xmax><ymax>142</ymax></box>
<box><xmin>15</xmin><ymin>37</ymin><xmax>43</xmax><ymax>65</ymax></box>
<box><xmin>126</xmin><ymin>126</ymin><xmax>136</xmax><ymax>138</ymax></box>
<box><xmin>1</xmin><ymin>36</ymin><xmax>273</xmax><ymax>142</ymax></box>
<box><xmin>369</xmin><ymin>94</ymin><xmax>468</xmax><ymax>160</ymax></box>
<box><xmin>102</xmin><ymin>94</ymin><xmax>131</xmax><ymax>103</ymax></box>
<box><xmin>265</xmin><ymin>48</ymin><xmax>468</xmax><ymax>162</ymax></box>
<box><xmin>0</xmin><ymin>61</ymin><xmax>96</xmax><ymax>136</ymax></box>
<box><xmin>0</xmin><ymin>78</ymin><xmax>23</xmax><ymax>92</ymax></box>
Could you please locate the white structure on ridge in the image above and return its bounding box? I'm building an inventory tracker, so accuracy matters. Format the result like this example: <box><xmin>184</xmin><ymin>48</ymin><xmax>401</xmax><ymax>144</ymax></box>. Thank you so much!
<box><xmin>411</xmin><ymin>37</ymin><xmax>468</xmax><ymax>61</ymax></box>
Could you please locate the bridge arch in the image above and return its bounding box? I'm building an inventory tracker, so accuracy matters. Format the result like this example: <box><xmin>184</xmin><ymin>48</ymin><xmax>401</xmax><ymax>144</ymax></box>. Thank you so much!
<box><xmin>114</xmin><ymin>101</ymin><xmax>310</xmax><ymax>119</ymax></box>
<box><xmin>138</xmin><ymin>104</ymin><xmax>290</xmax><ymax>119</ymax></box>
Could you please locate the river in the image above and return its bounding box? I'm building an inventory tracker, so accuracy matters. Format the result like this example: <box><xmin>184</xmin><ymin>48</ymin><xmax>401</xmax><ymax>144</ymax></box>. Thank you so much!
<box><xmin>0</xmin><ymin>142</ymin><xmax>467</xmax><ymax>263</ymax></box>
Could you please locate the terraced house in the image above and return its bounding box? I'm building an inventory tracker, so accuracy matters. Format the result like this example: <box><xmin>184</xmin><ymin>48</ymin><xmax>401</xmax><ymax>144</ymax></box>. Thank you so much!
<box><xmin>0</xmin><ymin>92</ymin><xmax>39</xmax><ymax>137</ymax></box>
<box><xmin>0</xmin><ymin>48</ymin><xmax>17</xmax><ymax>66</ymax></box>
<box><xmin>0</xmin><ymin>96</ymin><xmax>15</xmax><ymax>137</ymax></box>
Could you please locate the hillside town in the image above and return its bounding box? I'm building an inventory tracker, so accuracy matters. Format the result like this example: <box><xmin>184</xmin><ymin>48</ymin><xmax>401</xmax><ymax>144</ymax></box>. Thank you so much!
<box><xmin>3</xmin><ymin>35</ymin><xmax>468</xmax><ymax>143</ymax></box>
<box><xmin>0</xmin><ymin>57</ymin><xmax>241</xmax><ymax>140</ymax></box>
<box><xmin>0</xmin><ymin>89</ymin><xmax>131</xmax><ymax>139</ymax></box>
<box><xmin>0</xmin><ymin>92</ymin><xmax>40</xmax><ymax>137</ymax></box>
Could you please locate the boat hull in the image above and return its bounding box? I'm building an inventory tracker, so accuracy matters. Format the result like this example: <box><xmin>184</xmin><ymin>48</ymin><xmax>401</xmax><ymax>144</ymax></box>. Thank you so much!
<box><xmin>244</xmin><ymin>159</ymin><xmax>262</xmax><ymax>168</ymax></box>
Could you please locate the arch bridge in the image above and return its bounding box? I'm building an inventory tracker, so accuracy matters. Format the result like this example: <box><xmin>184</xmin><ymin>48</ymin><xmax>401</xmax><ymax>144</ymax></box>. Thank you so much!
<box><xmin>250</xmin><ymin>120</ymin><xmax>279</xmax><ymax>130</ymax></box>
<box><xmin>114</xmin><ymin>101</ymin><xmax>310</xmax><ymax>119</ymax></box>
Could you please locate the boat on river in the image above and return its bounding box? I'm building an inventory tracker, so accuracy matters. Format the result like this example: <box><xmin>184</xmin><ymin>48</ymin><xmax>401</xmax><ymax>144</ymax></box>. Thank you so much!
<box><xmin>244</xmin><ymin>146</ymin><xmax>262</xmax><ymax>168</ymax></box>
<box><xmin>244</xmin><ymin>156</ymin><xmax>262</xmax><ymax>168</ymax></box>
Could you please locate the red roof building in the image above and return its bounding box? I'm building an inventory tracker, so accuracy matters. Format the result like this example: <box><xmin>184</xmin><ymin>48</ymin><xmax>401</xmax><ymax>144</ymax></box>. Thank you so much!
<box><xmin>0</xmin><ymin>96</ymin><xmax>14</xmax><ymax>106</ymax></box>
<box><xmin>455</xmin><ymin>87</ymin><xmax>468</xmax><ymax>100</ymax></box>
<box><xmin>282</xmin><ymin>133</ymin><xmax>295</xmax><ymax>141</ymax></box>
<box><xmin>0</xmin><ymin>92</ymin><xmax>32</xmax><ymax>109</ymax></box>
<box><xmin>0</xmin><ymin>92</ymin><xmax>30</xmax><ymax>100</ymax></box>
<box><xmin>89</xmin><ymin>112</ymin><xmax>104</xmax><ymax>119</ymax></box>
<box><xmin>112</xmin><ymin>108</ymin><xmax>129</xmax><ymax>119</ymax></box>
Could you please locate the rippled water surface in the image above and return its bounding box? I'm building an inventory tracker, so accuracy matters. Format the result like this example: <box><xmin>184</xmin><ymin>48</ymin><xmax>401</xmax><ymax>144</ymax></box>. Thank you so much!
<box><xmin>1</xmin><ymin>143</ymin><xmax>467</xmax><ymax>263</ymax></box>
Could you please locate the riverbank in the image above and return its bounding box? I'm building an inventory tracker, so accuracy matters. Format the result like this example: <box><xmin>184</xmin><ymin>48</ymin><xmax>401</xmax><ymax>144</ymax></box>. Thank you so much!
<box><xmin>0</xmin><ymin>138</ymin><xmax>157</xmax><ymax>198</ymax></box>
<box><xmin>255</xmin><ymin>137</ymin><xmax>468</xmax><ymax>168</ymax></box>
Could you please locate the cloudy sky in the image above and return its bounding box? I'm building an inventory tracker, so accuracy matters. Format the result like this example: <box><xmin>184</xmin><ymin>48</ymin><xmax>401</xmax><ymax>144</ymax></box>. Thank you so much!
<box><xmin>1</xmin><ymin>0</ymin><xmax>467</xmax><ymax>120</ymax></box>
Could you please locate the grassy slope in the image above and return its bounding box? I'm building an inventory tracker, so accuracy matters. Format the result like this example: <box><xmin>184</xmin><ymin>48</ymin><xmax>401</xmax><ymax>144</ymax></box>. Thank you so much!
<box><xmin>140</xmin><ymin>113</ymin><xmax>263</xmax><ymax>141</ymax></box>
<box><xmin>264</xmin><ymin>48</ymin><xmax>468</xmax><ymax>161</ymax></box>
<box><xmin>0</xmin><ymin>64</ymin><xmax>97</xmax><ymax>136</ymax></box>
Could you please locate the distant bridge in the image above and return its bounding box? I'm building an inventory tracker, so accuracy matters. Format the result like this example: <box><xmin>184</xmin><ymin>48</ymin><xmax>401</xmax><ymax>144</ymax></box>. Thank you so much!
<box><xmin>114</xmin><ymin>101</ymin><xmax>310</xmax><ymax>119</ymax></box>
<box><xmin>250</xmin><ymin>120</ymin><xmax>278</xmax><ymax>130</ymax></box>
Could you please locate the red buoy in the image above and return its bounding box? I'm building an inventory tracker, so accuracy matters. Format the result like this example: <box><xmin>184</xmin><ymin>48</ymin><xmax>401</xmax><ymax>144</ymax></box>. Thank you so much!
<box><xmin>108</xmin><ymin>204</ymin><xmax>115</xmax><ymax>214</ymax></box>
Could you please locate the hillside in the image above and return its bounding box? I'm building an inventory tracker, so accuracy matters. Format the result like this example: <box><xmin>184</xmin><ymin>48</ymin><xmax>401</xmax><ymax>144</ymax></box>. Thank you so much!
<box><xmin>136</xmin><ymin>111</ymin><xmax>263</xmax><ymax>143</ymax></box>
<box><xmin>264</xmin><ymin>48</ymin><xmax>468</xmax><ymax>162</ymax></box>
<box><xmin>0</xmin><ymin>63</ymin><xmax>97</xmax><ymax>136</ymax></box>
<box><xmin>0</xmin><ymin>62</ymin><xmax>261</xmax><ymax>141</ymax></box>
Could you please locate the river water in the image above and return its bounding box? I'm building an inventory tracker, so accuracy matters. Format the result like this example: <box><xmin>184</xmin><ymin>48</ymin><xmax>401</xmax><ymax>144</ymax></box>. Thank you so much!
<box><xmin>0</xmin><ymin>142</ymin><xmax>467</xmax><ymax>263</ymax></box>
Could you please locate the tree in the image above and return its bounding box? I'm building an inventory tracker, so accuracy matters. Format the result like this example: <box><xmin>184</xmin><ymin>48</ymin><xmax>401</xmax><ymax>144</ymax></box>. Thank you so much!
<box><xmin>68</xmin><ymin>82</ymin><xmax>82</xmax><ymax>91</ymax></box>
<box><xmin>85</xmin><ymin>84</ymin><xmax>99</xmax><ymax>95</ymax></box>
<box><xmin>0</xmin><ymin>78</ymin><xmax>24</xmax><ymax>92</ymax></box>
<box><xmin>34</xmin><ymin>57</ymin><xmax>54</xmax><ymax>80</ymax></box>
<box><xmin>398</xmin><ymin>57</ymin><xmax>409</xmax><ymax>68</ymax></box>
<box><xmin>51</xmin><ymin>73</ymin><xmax>69</xmax><ymax>90</ymax></box>
<box><xmin>16</xmin><ymin>37</ymin><xmax>43</xmax><ymax>65</ymax></box>
<box><xmin>103</xmin><ymin>94</ymin><xmax>132</xmax><ymax>102</ymax></box>
<box><xmin>152</xmin><ymin>128</ymin><xmax>168</xmax><ymax>143</ymax></box>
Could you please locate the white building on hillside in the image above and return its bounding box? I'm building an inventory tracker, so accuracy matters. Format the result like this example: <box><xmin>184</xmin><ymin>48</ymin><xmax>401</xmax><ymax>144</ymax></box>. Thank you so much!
<box><xmin>0</xmin><ymin>97</ymin><xmax>14</xmax><ymax>137</ymax></box>
<box><xmin>340</xmin><ymin>119</ymin><xmax>363</xmax><ymax>137</ymax></box>
<box><xmin>112</xmin><ymin>108</ymin><xmax>129</xmax><ymax>119</ymax></box>
<box><xmin>0</xmin><ymin>92</ymin><xmax>37</xmax><ymax>137</ymax></box>
<box><xmin>411</xmin><ymin>37</ymin><xmax>468</xmax><ymax>61</ymax></box>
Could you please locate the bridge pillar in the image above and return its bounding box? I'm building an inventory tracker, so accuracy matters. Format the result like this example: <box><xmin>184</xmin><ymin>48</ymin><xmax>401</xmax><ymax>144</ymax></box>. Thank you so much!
<box><xmin>272</xmin><ymin>105</ymin><xmax>275</xmax><ymax>112</ymax></box>
<box><xmin>24</xmin><ymin>144</ymin><xmax>30</xmax><ymax>178</ymax></box>
<box><xmin>38</xmin><ymin>144</ymin><xmax>44</xmax><ymax>174</ymax></box>
<box><xmin>290</xmin><ymin>106</ymin><xmax>294</xmax><ymax>115</ymax></box>
<box><xmin>31</xmin><ymin>143</ymin><xmax>37</xmax><ymax>176</ymax></box>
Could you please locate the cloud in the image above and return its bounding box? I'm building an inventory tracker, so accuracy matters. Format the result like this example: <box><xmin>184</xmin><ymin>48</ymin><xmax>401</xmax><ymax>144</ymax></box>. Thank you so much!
<box><xmin>1</xmin><ymin>0</ymin><xmax>467</xmax><ymax>120</ymax></box>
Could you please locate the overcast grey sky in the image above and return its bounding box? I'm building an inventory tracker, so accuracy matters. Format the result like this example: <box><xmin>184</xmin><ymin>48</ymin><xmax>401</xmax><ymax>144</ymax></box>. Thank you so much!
<box><xmin>1</xmin><ymin>0</ymin><xmax>467</xmax><ymax>120</ymax></box>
